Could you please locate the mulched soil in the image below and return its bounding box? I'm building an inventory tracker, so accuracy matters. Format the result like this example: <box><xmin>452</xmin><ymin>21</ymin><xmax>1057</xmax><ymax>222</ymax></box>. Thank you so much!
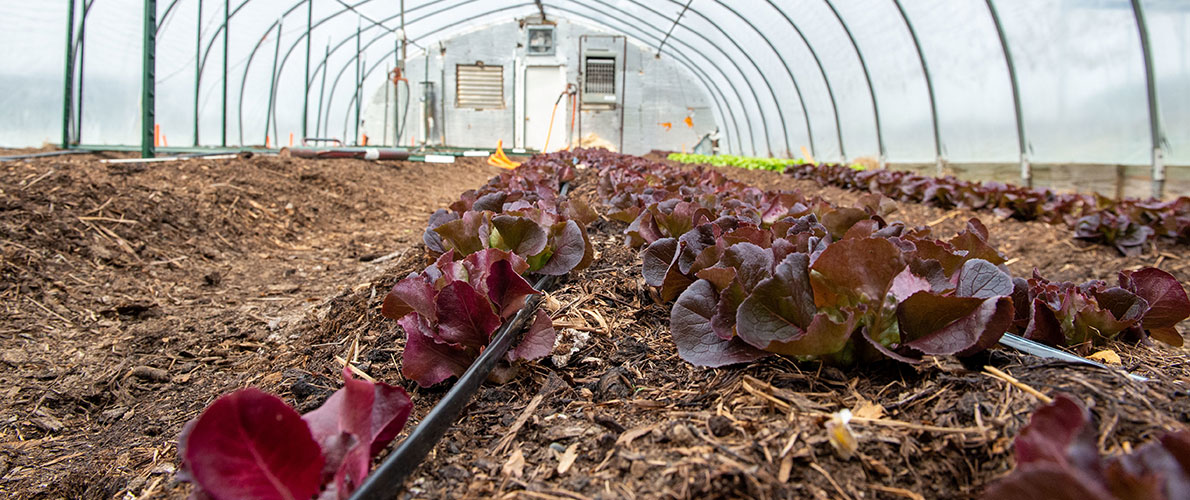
<box><xmin>0</xmin><ymin>149</ymin><xmax>501</xmax><ymax>498</ymax></box>
<box><xmin>1</xmin><ymin>150</ymin><xmax>1186</xmax><ymax>499</ymax></box>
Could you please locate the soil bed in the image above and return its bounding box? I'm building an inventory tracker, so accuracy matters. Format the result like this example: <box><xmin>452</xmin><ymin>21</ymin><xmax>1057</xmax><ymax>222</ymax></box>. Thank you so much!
<box><xmin>0</xmin><ymin>151</ymin><xmax>1185</xmax><ymax>499</ymax></box>
<box><xmin>0</xmin><ymin>150</ymin><xmax>500</xmax><ymax>498</ymax></box>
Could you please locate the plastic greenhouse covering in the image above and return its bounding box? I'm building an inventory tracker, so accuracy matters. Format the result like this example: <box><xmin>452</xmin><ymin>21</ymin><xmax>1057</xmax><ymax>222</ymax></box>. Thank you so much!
<box><xmin>1</xmin><ymin>0</ymin><xmax>1188</xmax><ymax>168</ymax></box>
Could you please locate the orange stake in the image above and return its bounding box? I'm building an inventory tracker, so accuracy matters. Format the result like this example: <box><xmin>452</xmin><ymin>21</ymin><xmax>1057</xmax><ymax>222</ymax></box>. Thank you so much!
<box><xmin>154</xmin><ymin>124</ymin><xmax>161</xmax><ymax>147</ymax></box>
<box><xmin>289</xmin><ymin>133</ymin><xmax>294</xmax><ymax>147</ymax></box>
<box><xmin>266</xmin><ymin>135</ymin><xmax>271</xmax><ymax>149</ymax></box>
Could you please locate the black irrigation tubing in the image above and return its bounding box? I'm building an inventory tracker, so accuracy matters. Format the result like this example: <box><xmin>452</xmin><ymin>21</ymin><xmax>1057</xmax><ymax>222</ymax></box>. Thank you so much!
<box><xmin>351</xmin><ymin>181</ymin><xmax>571</xmax><ymax>499</ymax></box>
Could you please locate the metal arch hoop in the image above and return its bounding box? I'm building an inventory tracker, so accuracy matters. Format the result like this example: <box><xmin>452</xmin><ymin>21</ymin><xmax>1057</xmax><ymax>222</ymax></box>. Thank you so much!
<box><xmin>299</xmin><ymin>0</ymin><xmax>753</xmax><ymax>155</ymax></box>
<box><xmin>168</xmin><ymin>0</ymin><xmax>825</xmax><ymax>157</ymax></box>
<box><xmin>708</xmin><ymin>0</ymin><xmax>809</xmax><ymax>159</ymax></box>
<box><xmin>1129</xmin><ymin>0</ymin><xmax>1165</xmax><ymax>199</ymax></box>
<box><xmin>984</xmin><ymin>0</ymin><xmax>1029</xmax><ymax>187</ymax></box>
<box><xmin>823</xmin><ymin>0</ymin><xmax>884</xmax><ymax>165</ymax></box>
<box><xmin>549</xmin><ymin>2</ymin><xmax>745</xmax><ymax>155</ymax></box>
<box><xmin>760</xmin><ymin>0</ymin><xmax>844</xmax><ymax>162</ymax></box>
<box><xmin>650</xmin><ymin>0</ymin><xmax>781</xmax><ymax>157</ymax></box>
<box><xmin>264</xmin><ymin>0</ymin><xmax>742</xmax><ymax>153</ymax></box>
<box><xmin>327</xmin><ymin>2</ymin><xmax>746</xmax><ymax>155</ymax></box>
<box><xmin>891</xmin><ymin>0</ymin><xmax>942</xmax><ymax>172</ymax></box>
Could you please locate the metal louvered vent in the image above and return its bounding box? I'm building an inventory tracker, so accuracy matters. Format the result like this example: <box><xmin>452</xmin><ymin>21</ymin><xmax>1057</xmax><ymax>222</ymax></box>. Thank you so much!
<box><xmin>456</xmin><ymin>63</ymin><xmax>504</xmax><ymax>109</ymax></box>
<box><xmin>584</xmin><ymin>58</ymin><xmax>616</xmax><ymax>96</ymax></box>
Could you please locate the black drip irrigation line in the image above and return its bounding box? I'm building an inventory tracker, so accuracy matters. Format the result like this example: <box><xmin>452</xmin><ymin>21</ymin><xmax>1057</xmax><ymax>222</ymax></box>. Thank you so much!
<box><xmin>351</xmin><ymin>181</ymin><xmax>571</xmax><ymax>499</ymax></box>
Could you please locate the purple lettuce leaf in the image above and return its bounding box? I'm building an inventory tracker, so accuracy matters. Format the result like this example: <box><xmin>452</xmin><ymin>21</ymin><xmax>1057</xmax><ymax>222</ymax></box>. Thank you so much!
<box><xmin>381</xmin><ymin>275</ymin><xmax>437</xmax><ymax>321</ymax></box>
<box><xmin>896</xmin><ymin>292</ymin><xmax>1013</xmax><ymax>357</ymax></box>
<box><xmin>484</xmin><ymin>258</ymin><xmax>540</xmax><ymax>318</ymax></box>
<box><xmin>949</xmin><ymin>218</ymin><xmax>1007</xmax><ymax>266</ymax></box>
<box><xmin>809</xmin><ymin>237</ymin><xmax>906</xmax><ymax>307</ymax></box>
<box><xmin>719</xmin><ymin>242</ymin><xmax>774</xmax><ymax>293</ymax></box>
<box><xmin>434</xmin><ymin>281</ymin><xmax>502</xmax><ymax>347</ymax></box>
<box><xmin>641</xmin><ymin>238</ymin><xmax>679</xmax><ymax>287</ymax></box>
<box><xmin>1119</xmin><ymin>268</ymin><xmax>1190</xmax><ymax>340</ymax></box>
<box><xmin>766</xmin><ymin>309</ymin><xmax>859</xmax><ymax>358</ymax></box>
<box><xmin>984</xmin><ymin>394</ymin><xmax>1190</xmax><ymax>500</ymax></box>
<box><xmin>537</xmin><ymin>220</ymin><xmax>586</xmax><ymax>275</ymax></box>
<box><xmin>302</xmin><ymin>368</ymin><xmax>413</xmax><ymax>498</ymax></box>
<box><xmin>508</xmin><ymin>309</ymin><xmax>557</xmax><ymax>361</ymax></box>
<box><xmin>489</xmin><ymin>215</ymin><xmax>548</xmax><ymax>256</ymax></box>
<box><xmin>734</xmin><ymin>253</ymin><xmax>816</xmax><ymax>350</ymax></box>
<box><xmin>434</xmin><ymin>211</ymin><xmax>486</xmax><ymax>256</ymax></box>
<box><xmin>399</xmin><ymin>313</ymin><xmax>475</xmax><ymax>387</ymax></box>
<box><xmin>671</xmin><ymin>279</ymin><xmax>769</xmax><ymax>367</ymax></box>
<box><xmin>424</xmin><ymin>209</ymin><xmax>459</xmax><ymax>254</ymax></box>
<box><xmin>957</xmin><ymin>259</ymin><xmax>1014</xmax><ymax>299</ymax></box>
<box><xmin>180</xmin><ymin>389</ymin><xmax>325</xmax><ymax>500</ymax></box>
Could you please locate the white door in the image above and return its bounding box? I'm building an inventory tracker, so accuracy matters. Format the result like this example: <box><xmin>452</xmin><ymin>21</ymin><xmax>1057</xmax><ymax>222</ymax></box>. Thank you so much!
<box><xmin>523</xmin><ymin>66</ymin><xmax>567</xmax><ymax>152</ymax></box>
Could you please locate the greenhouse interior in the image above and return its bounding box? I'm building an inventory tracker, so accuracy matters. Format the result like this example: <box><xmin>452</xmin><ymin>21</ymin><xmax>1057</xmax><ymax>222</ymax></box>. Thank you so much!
<box><xmin>1</xmin><ymin>1</ymin><xmax>1188</xmax><ymax>499</ymax></box>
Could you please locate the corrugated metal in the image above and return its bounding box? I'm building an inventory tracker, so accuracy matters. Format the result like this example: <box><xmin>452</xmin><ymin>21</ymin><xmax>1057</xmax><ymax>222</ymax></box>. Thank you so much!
<box><xmin>456</xmin><ymin>64</ymin><xmax>505</xmax><ymax>109</ymax></box>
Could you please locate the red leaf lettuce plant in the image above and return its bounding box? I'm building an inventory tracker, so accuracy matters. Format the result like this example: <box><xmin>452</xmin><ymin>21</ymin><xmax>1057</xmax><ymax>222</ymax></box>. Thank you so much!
<box><xmin>666</xmin><ymin>155</ymin><xmax>1190</xmax><ymax>256</ymax></box>
<box><xmin>177</xmin><ymin>368</ymin><xmax>412</xmax><ymax>500</ymax></box>
<box><xmin>579</xmin><ymin>149</ymin><xmax>1189</xmax><ymax>367</ymax></box>
<box><xmin>983</xmin><ymin>394</ymin><xmax>1190</xmax><ymax>500</ymax></box>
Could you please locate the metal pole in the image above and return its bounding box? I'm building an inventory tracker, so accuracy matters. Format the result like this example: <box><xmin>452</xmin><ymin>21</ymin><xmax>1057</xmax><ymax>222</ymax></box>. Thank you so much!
<box><xmin>194</xmin><ymin>0</ymin><xmax>202</xmax><ymax>146</ymax></box>
<box><xmin>657</xmin><ymin>0</ymin><xmax>692</xmax><ymax>57</ymax></box>
<box><xmin>303</xmin><ymin>0</ymin><xmax>312</xmax><ymax>139</ymax></box>
<box><xmin>1131</xmin><ymin>0</ymin><xmax>1165</xmax><ymax>199</ymax></box>
<box><xmin>142</xmin><ymin>0</ymin><xmax>157</xmax><ymax>158</ymax></box>
<box><xmin>891</xmin><ymin>0</ymin><xmax>942</xmax><ymax>173</ymax></box>
<box><xmin>399</xmin><ymin>34</ymin><xmax>404</xmax><ymax>144</ymax></box>
<box><xmin>985</xmin><ymin>0</ymin><xmax>1029</xmax><ymax>187</ymax></box>
<box><xmin>316</xmin><ymin>41</ymin><xmax>329</xmax><ymax>138</ymax></box>
<box><xmin>265</xmin><ymin>20</ymin><xmax>282</xmax><ymax>146</ymax></box>
<box><xmin>75</xmin><ymin>0</ymin><xmax>91</xmax><ymax>143</ymax></box>
<box><xmin>62</xmin><ymin>0</ymin><xmax>76</xmax><ymax>148</ymax></box>
<box><xmin>222</xmin><ymin>0</ymin><xmax>228</xmax><ymax>147</ymax></box>
<box><xmin>354</xmin><ymin>21</ymin><xmax>361</xmax><ymax>145</ymax></box>
<box><xmin>383</xmin><ymin>64</ymin><xmax>389</xmax><ymax>146</ymax></box>
<box><xmin>762</xmin><ymin>1</ymin><xmax>844</xmax><ymax>161</ymax></box>
<box><xmin>823</xmin><ymin>0</ymin><xmax>884</xmax><ymax>166</ymax></box>
<box><xmin>398</xmin><ymin>0</ymin><xmax>406</xmax><ymax>144</ymax></box>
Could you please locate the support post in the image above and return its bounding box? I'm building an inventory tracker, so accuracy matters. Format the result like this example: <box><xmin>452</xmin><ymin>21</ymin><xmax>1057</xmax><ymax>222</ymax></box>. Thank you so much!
<box><xmin>142</xmin><ymin>0</ymin><xmax>156</xmax><ymax>159</ymax></box>
<box><xmin>194</xmin><ymin>0</ymin><xmax>202</xmax><ymax>146</ymax></box>
<box><xmin>393</xmin><ymin>35</ymin><xmax>400</xmax><ymax>145</ymax></box>
<box><xmin>302</xmin><ymin>0</ymin><xmax>312</xmax><ymax>139</ymax></box>
<box><xmin>62</xmin><ymin>0</ymin><xmax>76</xmax><ymax>148</ymax></box>
<box><xmin>354</xmin><ymin>22</ymin><xmax>361</xmax><ymax>146</ymax></box>
<box><xmin>985</xmin><ymin>0</ymin><xmax>1030</xmax><ymax>187</ymax></box>
<box><xmin>221</xmin><ymin>0</ymin><xmax>228</xmax><ymax>147</ymax></box>
<box><xmin>1130</xmin><ymin>0</ymin><xmax>1165</xmax><ymax>199</ymax></box>
<box><xmin>891</xmin><ymin>0</ymin><xmax>942</xmax><ymax>173</ymax></box>
<box><xmin>265</xmin><ymin>20</ymin><xmax>282</xmax><ymax>147</ymax></box>
<box><xmin>75</xmin><ymin>1</ymin><xmax>89</xmax><ymax>142</ymax></box>
<box><xmin>657</xmin><ymin>0</ymin><xmax>692</xmax><ymax>58</ymax></box>
<box><xmin>316</xmin><ymin>41</ymin><xmax>328</xmax><ymax>138</ymax></box>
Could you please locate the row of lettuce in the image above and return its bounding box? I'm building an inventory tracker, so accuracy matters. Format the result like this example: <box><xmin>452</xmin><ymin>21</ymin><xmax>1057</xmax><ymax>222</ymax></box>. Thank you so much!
<box><xmin>669</xmin><ymin>152</ymin><xmax>1190</xmax><ymax>256</ymax></box>
<box><xmin>174</xmin><ymin>150</ymin><xmax>1188</xmax><ymax>498</ymax></box>
<box><xmin>645</xmin><ymin>150</ymin><xmax>1190</xmax><ymax>498</ymax></box>
<box><xmin>597</xmin><ymin>150</ymin><xmax>1188</xmax><ymax>367</ymax></box>
<box><xmin>173</xmin><ymin>155</ymin><xmax>590</xmax><ymax>499</ymax></box>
